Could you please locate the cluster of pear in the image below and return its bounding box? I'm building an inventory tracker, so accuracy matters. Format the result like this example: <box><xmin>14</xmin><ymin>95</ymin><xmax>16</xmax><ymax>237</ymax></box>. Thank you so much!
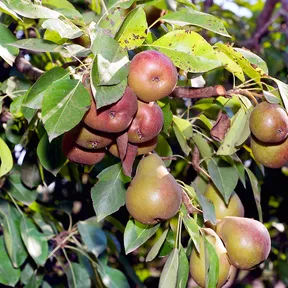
<box><xmin>250</xmin><ymin>101</ymin><xmax>288</xmax><ymax>168</ymax></box>
<box><xmin>61</xmin><ymin>50</ymin><xmax>178</xmax><ymax>165</ymax></box>
<box><xmin>190</xmin><ymin>184</ymin><xmax>271</xmax><ymax>287</ymax></box>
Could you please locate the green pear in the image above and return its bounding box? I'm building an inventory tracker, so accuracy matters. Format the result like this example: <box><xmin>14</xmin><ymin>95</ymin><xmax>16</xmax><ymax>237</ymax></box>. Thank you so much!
<box><xmin>125</xmin><ymin>153</ymin><xmax>182</xmax><ymax>225</ymax></box>
<box><xmin>216</xmin><ymin>216</ymin><xmax>271</xmax><ymax>270</ymax></box>
<box><xmin>204</xmin><ymin>183</ymin><xmax>244</xmax><ymax>220</ymax></box>
<box><xmin>190</xmin><ymin>228</ymin><xmax>232</xmax><ymax>288</ymax></box>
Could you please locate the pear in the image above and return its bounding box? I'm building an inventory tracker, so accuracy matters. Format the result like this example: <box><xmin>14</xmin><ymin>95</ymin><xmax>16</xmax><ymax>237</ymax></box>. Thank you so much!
<box><xmin>251</xmin><ymin>136</ymin><xmax>288</xmax><ymax>168</ymax></box>
<box><xmin>216</xmin><ymin>216</ymin><xmax>271</xmax><ymax>270</ymax></box>
<box><xmin>83</xmin><ymin>86</ymin><xmax>138</xmax><ymax>133</ymax></box>
<box><xmin>67</xmin><ymin>123</ymin><xmax>114</xmax><ymax>150</ymax></box>
<box><xmin>125</xmin><ymin>153</ymin><xmax>182</xmax><ymax>225</ymax></box>
<box><xmin>204</xmin><ymin>183</ymin><xmax>244</xmax><ymax>220</ymax></box>
<box><xmin>127</xmin><ymin>100</ymin><xmax>164</xmax><ymax>143</ymax></box>
<box><xmin>250</xmin><ymin>102</ymin><xmax>288</xmax><ymax>143</ymax></box>
<box><xmin>190</xmin><ymin>228</ymin><xmax>232</xmax><ymax>288</ymax></box>
<box><xmin>62</xmin><ymin>132</ymin><xmax>105</xmax><ymax>165</ymax></box>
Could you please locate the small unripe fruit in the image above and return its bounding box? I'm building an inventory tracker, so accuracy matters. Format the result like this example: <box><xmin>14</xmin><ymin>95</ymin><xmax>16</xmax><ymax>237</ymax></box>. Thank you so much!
<box><xmin>128</xmin><ymin>50</ymin><xmax>178</xmax><ymax>102</ymax></box>
<box><xmin>204</xmin><ymin>183</ymin><xmax>244</xmax><ymax>220</ymax></box>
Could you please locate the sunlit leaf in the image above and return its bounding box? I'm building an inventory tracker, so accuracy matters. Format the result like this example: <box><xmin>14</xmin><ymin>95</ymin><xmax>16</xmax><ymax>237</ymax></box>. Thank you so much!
<box><xmin>20</xmin><ymin>216</ymin><xmax>48</xmax><ymax>266</ymax></box>
<box><xmin>124</xmin><ymin>219</ymin><xmax>160</xmax><ymax>254</ymax></box>
<box><xmin>91</xmin><ymin>163</ymin><xmax>130</xmax><ymax>222</ymax></box>
<box><xmin>161</xmin><ymin>8</ymin><xmax>230</xmax><ymax>37</ymax></box>
<box><xmin>146</xmin><ymin>229</ymin><xmax>169</xmax><ymax>262</ymax></box>
<box><xmin>176</xmin><ymin>246</ymin><xmax>189</xmax><ymax>288</ymax></box>
<box><xmin>0</xmin><ymin>137</ymin><xmax>13</xmax><ymax>177</ymax></box>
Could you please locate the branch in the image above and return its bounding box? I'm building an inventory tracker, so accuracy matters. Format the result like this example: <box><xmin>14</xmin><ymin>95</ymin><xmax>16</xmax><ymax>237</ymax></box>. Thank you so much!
<box><xmin>15</xmin><ymin>54</ymin><xmax>44</xmax><ymax>81</ymax></box>
<box><xmin>171</xmin><ymin>85</ymin><xmax>227</xmax><ymax>99</ymax></box>
<box><xmin>241</xmin><ymin>0</ymin><xmax>280</xmax><ymax>50</ymax></box>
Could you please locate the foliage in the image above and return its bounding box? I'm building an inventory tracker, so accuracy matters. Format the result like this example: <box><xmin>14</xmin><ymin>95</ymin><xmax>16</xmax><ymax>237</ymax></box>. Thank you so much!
<box><xmin>0</xmin><ymin>0</ymin><xmax>287</xmax><ymax>287</ymax></box>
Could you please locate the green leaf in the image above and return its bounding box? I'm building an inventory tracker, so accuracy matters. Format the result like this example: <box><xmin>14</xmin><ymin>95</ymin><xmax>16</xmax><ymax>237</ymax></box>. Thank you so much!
<box><xmin>42</xmin><ymin>17</ymin><xmax>83</xmax><ymax>39</ymax></box>
<box><xmin>0</xmin><ymin>1</ymin><xmax>22</xmax><ymax>20</ymax></box>
<box><xmin>2</xmin><ymin>0</ymin><xmax>61</xmax><ymax>19</ymax></box>
<box><xmin>146</xmin><ymin>229</ymin><xmax>169</xmax><ymax>262</ymax></box>
<box><xmin>151</xmin><ymin>30</ymin><xmax>222</xmax><ymax>73</ymax></box>
<box><xmin>20</xmin><ymin>262</ymin><xmax>34</xmax><ymax>285</ymax></box>
<box><xmin>161</xmin><ymin>8</ymin><xmax>230</xmax><ymax>37</ymax></box>
<box><xmin>192</xmin><ymin>133</ymin><xmax>213</xmax><ymax>159</ymax></box>
<box><xmin>23</xmin><ymin>67</ymin><xmax>69</xmax><ymax>109</ymax></box>
<box><xmin>215</xmin><ymin>43</ymin><xmax>264</xmax><ymax>86</ymax></box>
<box><xmin>8</xmin><ymin>39</ymin><xmax>64</xmax><ymax>53</ymax></box>
<box><xmin>176</xmin><ymin>246</ymin><xmax>189</xmax><ymax>288</ymax></box>
<box><xmin>154</xmin><ymin>134</ymin><xmax>173</xmax><ymax>167</ymax></box>
<box><xmin>1</xmin><ymin>76</ymin><xmax>31</xmax><ymax>99</ymax></box>
<box><xmin>0</xmin><ymin>200</ymin><xmax>28</xmax><ymax>268</ymax></box>
<box><xmin>159</xmin><ymin>229</ymin><xmax>175</xmax><ymax>257</ymax></box>
<box><xmin>0</xmin><ymin>137</ymin><xmax>13</xmax><ymax>177</ymax></box>
<box><xmin>21</xmin><ymin>152</ymin><xmax>41</xmax><ymax>189</ymax></box>
<box><xmin>20</xmin><ymin>216</ymin><xmax>48</xmax><ymax>266</ymax></box>
<box><xmin>107</xmin><ymin>0</ymin><xmax>135</xmax><ymax>9</ymax></box>
<box><xmin>33</xmin><ymin>213</ymin><xmax>55</xmax><ymax>238</ymax></box>
<box><xmin>91</xmin><ymin>163</ymin><xmax>130</xmax><ymax>222</ymax></box>
<box><xmin>25</xmin><ymin>270</ymin><xmax>44</xmax><ymax>288</ymax></box>
<box><xmin>204</xmin><ymin>236</ymin><xmax>219</xmax><ymax>288</ymax></box>
<box><xmin>99</xmin><ymin>265</ymin><xmax>130</xmax><ymax>288</ymax></box>
<box><xmin>0</xmin><ymin>24</ymin><xmax>19</xmax><ymax>66</ymax></box>
<box><xmin>173</xmin><ymin>116</ymin><xmax>193</xmax><ymax>156</ymax></box>
<box><xmin>124</xmin><ymin>219</ymin><xmax>160</xmax><ymax>254</ymax></box>
<box><xmin>217</xmin><ymin>107</ymin><xmax>250</xmax><ymax>155</ymax></box>
<box><xmin>66</xmin><ymin>262</ymin><xmax>91</xmax><ymax>288</ymax></box>
<box><xmin>5</xmin><ymin>173</ymin><xmax>38</xmax><ymax>204</ymax></box>
<box><xmin>215</xmin><ymin>50</ymin><xmax>245</xmax><ymax>82</ymax></box>
<box><xmin>272</xmin><ymin>78</ymin><xmax>288</xmax><ymax>112</ymax></box>
<box><xmin>0</xmin><ymin>236</ymin><xmax>20</xmax><ymax>287</ymax></box>
<box><xmin>159</xmin><ymin>99</ymin><xmax>173</xmax><ymax>135</ymax></box>
<box><xmin>78</xmin><ymin>217</ymin><xmax>107</xmax><ymax>257</ymax></box>
<box><xmin>98</xmin><ymin>9</ymin><xmax>123</xmax><ymax>37</ymax></box>
<box><xmin>159</xmin><ymin>248</ymin><xmax>179</xmax><ymax>288</ymax></box>
<box><xmin>234</xmin><ymin>48</ymin><xmax>268</xmax><ymax>74</ymax></box>
<box><xmin>37</xmin><ymin>133</ymin><xmax>67</xmax><ymax>176</ymax></box>
<box><xmin>182</xmin><ymin>213</ymin><xmax>200</xmax><ymax>252</ymax></box>
<box><xmin>115</xmin><ymin>7</ymin><xmax>148</xmax><ymax>50</ymax></box>
<box><xmin>245</xmin><ymin>167</ymin><xmax>263</xmax><ymax>222</ymax></box>
<box><xmin>207</xmin><ymin>157</ymin><xmax>238</xmax><ymax>204</ymax></box>
<box><xmin>42</xmin><ymin>79</ymin><xmax>90</xmax><ymax>141</ymax></box>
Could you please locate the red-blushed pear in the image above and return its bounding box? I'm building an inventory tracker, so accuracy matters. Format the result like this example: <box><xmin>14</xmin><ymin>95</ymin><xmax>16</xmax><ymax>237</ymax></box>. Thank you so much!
<box><xmin>190</xmin><ymin>228</ymin><xmax>232</xmax><ymax>288</ymax></box>
<box><xmin>204</xmin><ymin>183</ymin><xmax>244</xmax><ymax>220</ymax></box>
<box><xmin>83</xmin><ymin>86</ymin><xmax>138</xmax><ymax>133</ymax></box>
<box><xmin>251</xmin><ymin>136</ymin><xmax>288</xmax><ymax>168</ymax></box>
<box><xmin>62</xmin><ymin>132</ymin><xmax>105</xmax><ymax>165</ymax></box>
<box><xmin>108</xmin><ymin>136</ymin><xmax>158</xmax><ymax>157</ymax></box>
<box><xmin>216</xmin><ymin>216</ymin><xmax>271</xmax><ymax>270</ymax></box>
<box><xmin>250</xmin><ymin>102</ymin><xmax>288</xmax><ymax>143</ymax></box>
<box><xmin>128</xmin><ymin>50</ymin><xmax>178</xmax><ymax>102</ymax></box>
<box><xmin>66</xmin><ymin>123</ymin><xmax>114</xmax><ymax>150</ymax></box>
<box><xmin>125</xmin><ymin>153</ymin><xmax>182</xmax><ymax>225</ymax></box>
<box><xmin>127</xmin><ymin>101</ymin><xmax>163</xmax><ymax>143</ymax></box>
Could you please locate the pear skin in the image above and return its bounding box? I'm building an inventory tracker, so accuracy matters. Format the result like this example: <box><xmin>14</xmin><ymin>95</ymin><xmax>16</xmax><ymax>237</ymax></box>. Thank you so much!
<box><xmin>204</xmin><ymin>184</ymin><xmax>244</xmax><ymax>220</ymax></box>
<box><xmin>190</xmin><ymin>228</ymin><xmax>232</xmax><ymax>288</ymax></box>
<box><xmin>125</xmin><ymin>153</ymin><xmax>182</xmax><ymax>225</ymax></box>
<box><xmin>216</xmin><ymin>216</ymin><xmax>271</xmax><ymax>270</ymax></box>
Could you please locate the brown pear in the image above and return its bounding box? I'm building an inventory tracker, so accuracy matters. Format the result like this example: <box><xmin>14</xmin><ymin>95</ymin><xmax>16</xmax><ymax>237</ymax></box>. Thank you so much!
<box><xmin>62</xmin><ymin>132</ymin><xmax>105</xmax><ymax>165</ymax></box>
<box><xmin>125</xmin><ymin>153</ymin><xmax>182</xmax><ymax>225</ymax></box>
<box><xmin>127</xmin><ymin>101</ymin><xmax>164</xmax><ymax>143</ymax></box>
<box><xmin>190</xmin><ymin>228</ymin><xmax>232</xmax><ymax>288</ymax></box>
<box><xmin>108</xmin><ymin>136</ymin><xmax>158</xmax><ymax>157</ymax></box>
<box><xmin>216</xmin><ymin>216</ymin><xmax>271</xmax><ymax>270</ymax></box>
<box><xmin>251</xmin><ymin>136</ymin><xmax>288</xmax><ymax>168</ymax></box>
<box><xmin>83</xmin><ymin>86</ymin><xmax>138</xmax><ymax>133</ymax></box>
<box><xmin>66</xmin><ymin>123</ymin><xmax>114</xmax><ymax>150</ymax></box>
<box><xmin>204</xmin><ymin>183</ymin><xmax>244</xmax><ymax>220</ymax></box>
<box><xmin>250</xmin><ymin>102</ymin><xmax>288</xmax><ymax>143</ymax></box>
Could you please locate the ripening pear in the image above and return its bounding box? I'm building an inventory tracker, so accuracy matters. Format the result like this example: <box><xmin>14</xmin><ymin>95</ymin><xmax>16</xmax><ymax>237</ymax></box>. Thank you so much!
<box><xmin>249</xmin><ymin>102</ymin><xmax>288</xmax><ymax>143</ymax></box>
<box><xmin>204</xmin><ymin>184</ymin><xmax>244</xmax><ymax>220</ymax></box>
<box><xmin>251</xmin><ymin>136</ymin><xmax>288</xmax><ymax>168</ymax></box>
<box><xmin>190</xmin><ymin>228</ymin><xmax>232</xmax><ymax>288</ymax></box>
<box><xmin>125</xmin><ymin>153</ymin><xmax>182</xmax><ymax>225</ymax></box>
<box><xmin>216</xmin><ymin>216</ymin><xmax>271</xmax><ymax>270</ymax></box>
